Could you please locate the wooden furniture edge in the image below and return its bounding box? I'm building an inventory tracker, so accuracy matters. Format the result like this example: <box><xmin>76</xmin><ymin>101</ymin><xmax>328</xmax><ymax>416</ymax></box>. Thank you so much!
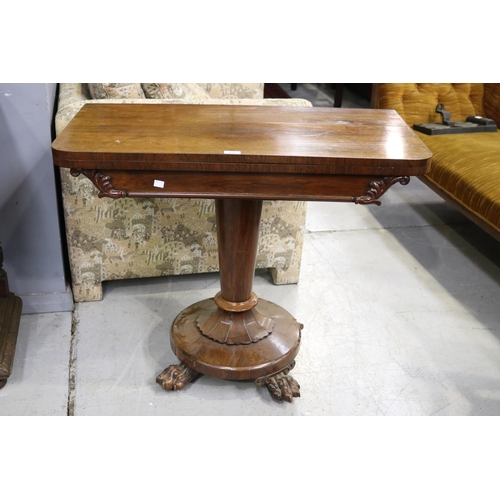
<box><xmin>419</xmin><ymin>175</ymin><xmax>500</xmax><ymax>243</ymax></box>
<box><xmin>0</xmin><ymin>293</ymin><xmax>22</xmax><ymax>388</ymax></box>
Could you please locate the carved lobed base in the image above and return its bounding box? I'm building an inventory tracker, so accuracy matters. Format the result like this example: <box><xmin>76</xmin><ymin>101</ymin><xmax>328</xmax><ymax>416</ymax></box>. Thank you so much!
<box><xmin>197</xmin><ymin>299</ymin><xmax>275</xmax><ymax>345</ymax></box>
<box><xmin>156</xmin><ymin>297</ymin><xmax>303</xmax><ymax>402</ymax></box>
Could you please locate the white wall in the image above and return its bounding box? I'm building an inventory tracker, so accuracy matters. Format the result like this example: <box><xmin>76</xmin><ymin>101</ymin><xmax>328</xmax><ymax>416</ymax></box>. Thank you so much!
<box><xmin>0</xmin><ymin>83</ymin><xmax>73</xmax><ymax>313</ymax></box>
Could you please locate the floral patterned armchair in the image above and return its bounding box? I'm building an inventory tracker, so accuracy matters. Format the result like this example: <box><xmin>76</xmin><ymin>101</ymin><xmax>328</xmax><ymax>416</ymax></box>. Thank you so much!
<box><xmin>55</xmin><ymin>83</ymin><xmax>312</xmax><ymax>302</ymax></box>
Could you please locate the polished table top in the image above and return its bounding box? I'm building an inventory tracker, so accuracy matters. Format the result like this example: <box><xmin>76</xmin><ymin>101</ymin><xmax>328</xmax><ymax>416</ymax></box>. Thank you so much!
<box><xmin>52</xmin><ymin>103</ymin><xmax>431</xmax><ymax>174</ymax></box>
<box><xmin>52</xmin><ymin>104</ymin><xmax>432</xmax><ymax>202</ymax></box>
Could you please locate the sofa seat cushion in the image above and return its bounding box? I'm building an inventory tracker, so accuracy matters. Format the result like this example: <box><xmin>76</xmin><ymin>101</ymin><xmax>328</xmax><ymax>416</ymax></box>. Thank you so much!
<box><xmin>421</xmin><ymin>131</ymin><xmax>500</xmax><ymax>230</ymax></box>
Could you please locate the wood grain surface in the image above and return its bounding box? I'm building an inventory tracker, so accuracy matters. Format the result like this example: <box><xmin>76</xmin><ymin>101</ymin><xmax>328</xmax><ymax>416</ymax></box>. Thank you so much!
<box><xmin>52</xmin><ymin>104</ymin><xmax>431</xmax><ymax>174</ymax></box>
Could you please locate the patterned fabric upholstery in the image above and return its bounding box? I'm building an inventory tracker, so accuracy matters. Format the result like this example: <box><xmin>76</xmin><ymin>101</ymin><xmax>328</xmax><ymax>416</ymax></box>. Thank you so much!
<box><xmin>55</xmin><ymin>83</ymin><xmax>312</xmax><ymax>302</ymax></box>
<box><xmin>88</xmin><ymin>83</ymin><xmax>146</xmax><ymax>100</ymax></box>
<box><xmin>375</xmin><ymin>83</ymin><xmax>500</xmax><ymax>239</ymax></box>
<box><xmin>196</xmin><ymin>83</ymin><xmax>264</xmax><ymax>99</ymax></box>
<box><xmin>142</xmin><ymin>83</ymin><xmax>210</xmax><ymax>100</ymax></box>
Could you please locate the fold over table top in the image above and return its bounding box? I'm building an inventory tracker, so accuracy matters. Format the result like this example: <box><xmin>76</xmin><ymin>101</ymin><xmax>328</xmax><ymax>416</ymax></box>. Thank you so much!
<box><xmin>52</xmin><ymin>104</ymin><xmax>432</xmax><ymax>176</ymax></box>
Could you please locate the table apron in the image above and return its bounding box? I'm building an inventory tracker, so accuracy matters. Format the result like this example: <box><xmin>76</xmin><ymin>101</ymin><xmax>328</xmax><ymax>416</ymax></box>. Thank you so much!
<box><xmin>69</xmin><ymin>168</ymin><xmax>411</xmax><ymax>204</ymax></box>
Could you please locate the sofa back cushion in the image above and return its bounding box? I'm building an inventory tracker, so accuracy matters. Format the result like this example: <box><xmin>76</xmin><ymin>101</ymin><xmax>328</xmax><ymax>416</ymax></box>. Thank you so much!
<box><xmin>376</xmin><ymin>84</ymin><xmax>485</xmax><ymax>126</ymax></box>
<box><xmin>142</xmin><ymin>83</ymin><xmax>210</xmax><ymax>100</ymax></box>
<box><xmin>88</xmin><ymin>83</ymin><xmax>145</xmax><ymax>99</ymax></box>
<box><xmin>83</xmin><ymin>83</ymin><xmax>264</xmax><ymax>101</ymax></box>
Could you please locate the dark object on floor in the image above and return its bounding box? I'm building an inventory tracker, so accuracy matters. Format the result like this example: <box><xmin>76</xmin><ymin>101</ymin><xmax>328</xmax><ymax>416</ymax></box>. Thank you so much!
<box><xmin>0</xmin><ymin>247</ymin><xmax>22</xmax><ymax>389</ymax></box>
<box><xmin>414</xmin><ymin>104</ymin><xmax>497</xmax><ymax>135</ymax></box>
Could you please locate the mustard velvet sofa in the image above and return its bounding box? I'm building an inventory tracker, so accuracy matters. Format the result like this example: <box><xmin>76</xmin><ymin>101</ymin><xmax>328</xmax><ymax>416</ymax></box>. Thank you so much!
<box><xmin>373</xmin><ymin>83</ymin><xmax>500</xmax><ymax>241</ymax></box>
<box><xmin>55</xmin><ymin>83</ymin><xmax>312</xmax><ymax>302</ymax></box>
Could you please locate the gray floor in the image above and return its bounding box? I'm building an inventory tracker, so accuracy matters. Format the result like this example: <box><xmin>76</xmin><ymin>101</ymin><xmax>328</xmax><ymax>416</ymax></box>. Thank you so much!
<box><xmin>2</xmin><ymin>84</ymin><xmax>500</xmax><ymax>416</ymax></box>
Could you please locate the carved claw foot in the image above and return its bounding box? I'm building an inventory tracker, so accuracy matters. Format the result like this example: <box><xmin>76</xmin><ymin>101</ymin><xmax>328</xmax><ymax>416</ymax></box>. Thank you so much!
<box><xmin>156</xmin><ymin>363</ymin><xmax>200</xmax><ymax>391</ymax></box>
<box><xmin>255</xmin><ymin>362</ymin><xmax>300</xmax><ymax>403</ymax></box>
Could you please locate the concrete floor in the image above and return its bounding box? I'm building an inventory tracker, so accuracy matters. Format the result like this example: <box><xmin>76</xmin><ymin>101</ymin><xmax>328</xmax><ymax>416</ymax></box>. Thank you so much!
<box><xmin>2</xmin><ymin>84</ymin><xmax>500</xmax><ymax>416</ymax></box>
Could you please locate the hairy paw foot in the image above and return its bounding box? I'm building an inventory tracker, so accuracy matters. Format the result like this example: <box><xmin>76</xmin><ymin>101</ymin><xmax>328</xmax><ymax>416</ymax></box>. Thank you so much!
<box><xmin>156</xmin><ymin>363</ymin><xmax>200</xmax><ymax>391</ymax></box>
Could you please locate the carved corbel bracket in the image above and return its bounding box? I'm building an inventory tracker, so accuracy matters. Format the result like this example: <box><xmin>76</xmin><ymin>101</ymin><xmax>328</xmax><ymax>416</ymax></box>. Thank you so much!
<box><xmin>354</xmin><ymin>176</ymin><xmax>410</xmax><ymax>206</ymax></box>
<box><xmin>70</xmin><ymin>169</ymin><xmax>128</xmax><ymax>199</ymax></box>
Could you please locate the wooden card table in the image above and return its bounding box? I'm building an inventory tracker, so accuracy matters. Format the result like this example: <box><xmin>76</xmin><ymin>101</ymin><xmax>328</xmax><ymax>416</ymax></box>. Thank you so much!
<box><xmin>52</xmin><ymin>103</ymin><xmax>431</xmax><ymax>402</ymax></box>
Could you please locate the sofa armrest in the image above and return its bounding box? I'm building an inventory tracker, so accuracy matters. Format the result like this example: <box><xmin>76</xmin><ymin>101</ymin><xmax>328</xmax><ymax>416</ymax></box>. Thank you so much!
<box><xmin>483</xmin><ymin>84</ymin><xmax>500</xmax><ymax>125</ymax></box>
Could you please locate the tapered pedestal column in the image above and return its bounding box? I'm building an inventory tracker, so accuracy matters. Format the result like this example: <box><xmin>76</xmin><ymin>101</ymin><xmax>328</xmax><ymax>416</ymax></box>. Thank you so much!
<box><xmin>156</xmin><ymin>199</ymin><xmax>302</xmax><ymax>402</ymax></box>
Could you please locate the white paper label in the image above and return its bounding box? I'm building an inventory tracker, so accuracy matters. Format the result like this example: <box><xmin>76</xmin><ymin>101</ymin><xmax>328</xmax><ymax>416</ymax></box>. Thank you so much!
<box><xmin>153</xmin><ymin>180</ymin><xmax>165</xmax><ymax>188</ymax></box>
<box><xmin>224</xmin><ymin>150</ymin><xmax>241</xmax><ymax>154</ymax></box>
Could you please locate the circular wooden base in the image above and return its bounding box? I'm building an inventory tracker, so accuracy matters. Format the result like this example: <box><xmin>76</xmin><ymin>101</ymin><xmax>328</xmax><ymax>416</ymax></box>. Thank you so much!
<box><xmin>170</xmin><ymin>298</ymin><xmax>302</xmax><ymax>381</ymax></box>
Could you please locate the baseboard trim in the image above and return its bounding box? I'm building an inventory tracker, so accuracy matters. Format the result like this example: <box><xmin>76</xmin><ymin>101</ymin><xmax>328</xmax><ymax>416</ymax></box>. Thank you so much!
<box><xmin>20</xmin><ymin>285</ymin><xmax>74</xmax><ymax>314</ymax></box>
